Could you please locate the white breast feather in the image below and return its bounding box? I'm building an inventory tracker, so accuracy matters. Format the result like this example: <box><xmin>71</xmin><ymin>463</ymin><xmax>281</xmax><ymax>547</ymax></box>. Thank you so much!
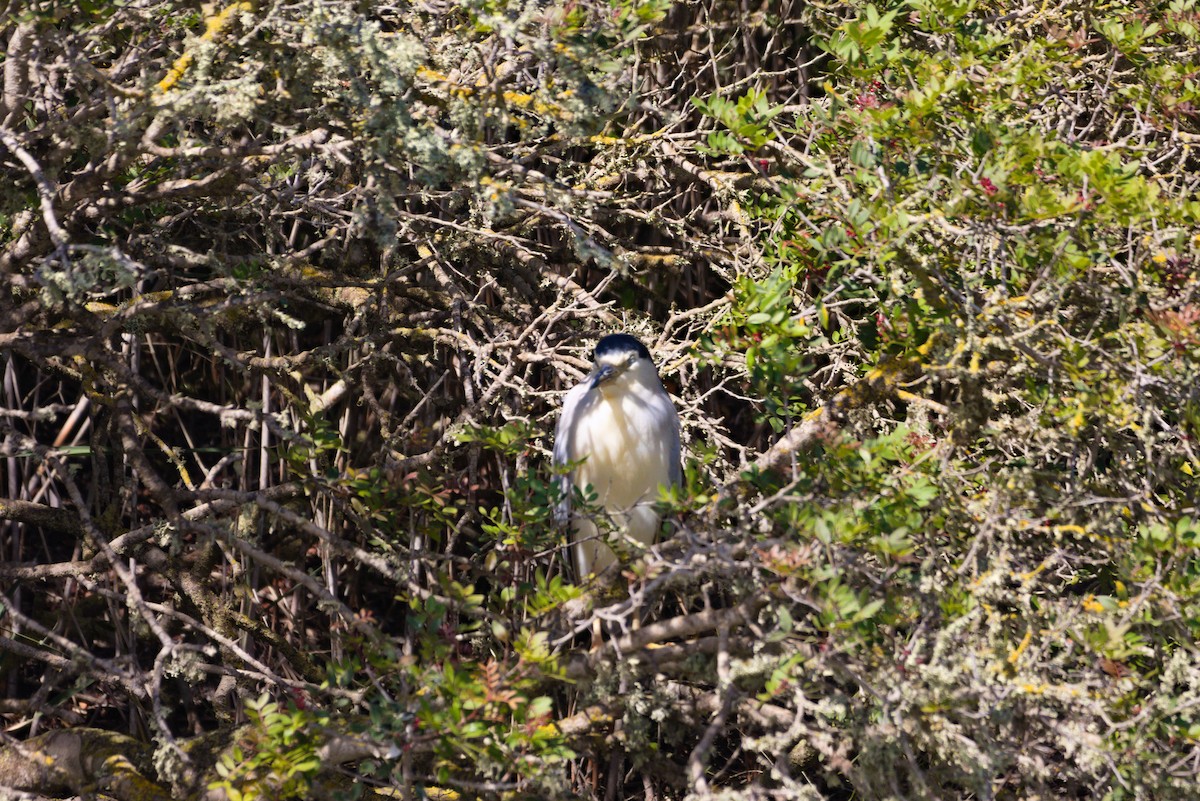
<box><xmin>573</xmin><ymin>376</ymin><xmax>673</xmax><ymax>512</ymax></box>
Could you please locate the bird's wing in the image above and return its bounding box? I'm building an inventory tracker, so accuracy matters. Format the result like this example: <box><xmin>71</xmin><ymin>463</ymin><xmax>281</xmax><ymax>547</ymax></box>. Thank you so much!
<box><xmin>552</xmin><ymin>382</ymin><xmax>591</xmax><ymax>525</ymax></box>
<box><xmin>667</xmin><ymin>405</ymin><xmax>684</xmax><ymax>488</ymax></box>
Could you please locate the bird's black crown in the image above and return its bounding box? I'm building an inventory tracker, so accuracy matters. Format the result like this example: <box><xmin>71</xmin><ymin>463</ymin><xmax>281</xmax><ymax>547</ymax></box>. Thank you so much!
<box><xmin>593</xmin><ymin>333</ymin><xmax>651</xmax><ymax>362</ymax></box>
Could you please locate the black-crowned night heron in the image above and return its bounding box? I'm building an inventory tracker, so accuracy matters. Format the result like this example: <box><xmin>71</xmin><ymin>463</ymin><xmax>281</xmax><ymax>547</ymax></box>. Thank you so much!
<box><xmin>553</xmin><ymin>333</ymin><xmax>682</xmax><ymax>578</ymax></box>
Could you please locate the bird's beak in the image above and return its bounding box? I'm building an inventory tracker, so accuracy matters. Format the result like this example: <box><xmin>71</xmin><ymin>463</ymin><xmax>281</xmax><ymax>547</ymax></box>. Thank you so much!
<box><xmin>590</xmin><ymin>364</ymin><xmax>617</xmax><ymax>388</ymax></box>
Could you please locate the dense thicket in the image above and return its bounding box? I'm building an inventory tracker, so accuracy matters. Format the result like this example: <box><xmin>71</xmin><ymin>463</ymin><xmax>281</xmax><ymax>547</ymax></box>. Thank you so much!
<box><xmin>1</xmin><ymin>1</ymin><xmax>1199</xmax><ymax>799</ymax></box>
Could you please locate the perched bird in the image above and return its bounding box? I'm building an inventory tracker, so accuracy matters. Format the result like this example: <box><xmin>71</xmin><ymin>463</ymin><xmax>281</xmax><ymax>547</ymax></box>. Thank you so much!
<box><xmin>553</xmin><ymin>333</ymin><xmax>682</xmax><ymax>578</ymax></box>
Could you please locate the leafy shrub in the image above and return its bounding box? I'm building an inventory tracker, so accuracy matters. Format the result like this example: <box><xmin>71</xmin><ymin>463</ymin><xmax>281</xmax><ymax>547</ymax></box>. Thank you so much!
<box><xmin>1</xmin><ymin>0</ymin><xmax>1199</xmax><ymax>800</ymax></box>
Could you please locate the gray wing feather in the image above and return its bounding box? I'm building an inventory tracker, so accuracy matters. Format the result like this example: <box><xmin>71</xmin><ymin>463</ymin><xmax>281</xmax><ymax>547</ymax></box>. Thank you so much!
<box><xmin>667</xmin><ymin>412</ymin><xmax>686</xmax><ymax>489</ymax></box>
<box><xmin>667</xmin><ymin>405</ymin><xmax>683</xmax><ymax>488</ymax></box>
<box><xmin>552</xmin><ymin>382</ymin><xmax>591</xmax><ymax>525</ymax></box>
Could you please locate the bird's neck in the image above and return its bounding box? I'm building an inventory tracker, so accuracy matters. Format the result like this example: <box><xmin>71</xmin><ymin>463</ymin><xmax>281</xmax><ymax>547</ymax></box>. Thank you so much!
<box><xmin>599</xmin><ymin>360</ymin><xmax>661</xmax><ymax>399</ymax></box>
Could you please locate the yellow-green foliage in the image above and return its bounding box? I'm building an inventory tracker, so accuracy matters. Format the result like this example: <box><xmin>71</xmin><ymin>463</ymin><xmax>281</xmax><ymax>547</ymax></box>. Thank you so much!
<box><xmin>688</xmin><ymin>1</ymin><xmax>1200</xmax><ymax>797</ymax></box>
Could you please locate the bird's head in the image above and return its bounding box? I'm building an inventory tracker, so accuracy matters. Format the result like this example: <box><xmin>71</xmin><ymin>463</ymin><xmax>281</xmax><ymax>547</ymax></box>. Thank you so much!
<box><xmin>589</xmin><ymin>333</ymin><xmax>654</xmax><ymax>393</ymax></box>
